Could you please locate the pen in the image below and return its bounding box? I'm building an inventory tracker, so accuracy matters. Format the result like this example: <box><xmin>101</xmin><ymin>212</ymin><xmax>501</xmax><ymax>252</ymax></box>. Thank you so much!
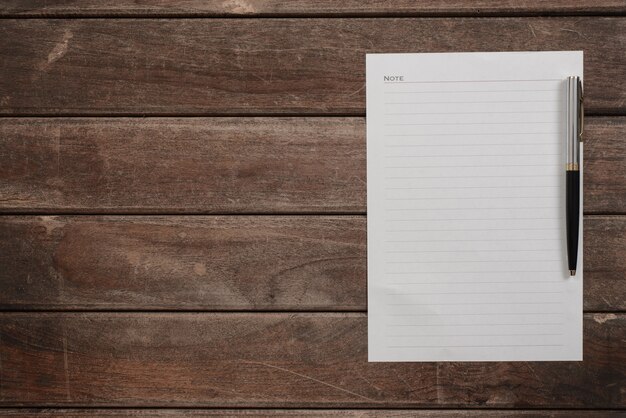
<box><xmin>566</xmin><ymin>76</ymin><xmax>583</xmax><ymax>276</ymax></box>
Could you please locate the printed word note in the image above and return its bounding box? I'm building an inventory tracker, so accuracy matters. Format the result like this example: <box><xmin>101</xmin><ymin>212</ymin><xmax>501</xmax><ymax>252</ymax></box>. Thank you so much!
<box><xmin>367</xmin><ymin>51</ymin><xmax>583</xmax><ymax>361</ymax></box>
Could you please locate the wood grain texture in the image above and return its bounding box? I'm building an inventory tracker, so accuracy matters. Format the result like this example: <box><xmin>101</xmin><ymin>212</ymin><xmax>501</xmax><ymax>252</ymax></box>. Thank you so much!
<box><xmin>0</xmin><ymin>216</ymin><xmax>366</xmax><ymax>311</ymax></box>
<box><xmin>0</xmin><ymin>313</ymin><xmax>623</xmax><ymax>407</ymax></box>
<box><xmin>0</xmin><ymin>215</ymin><xmax>623</xmax><ymax>311</ymax></box>
<box><xmin>0</xmin><ymin>18</ymin><xmax>625</xmax><ymax>115</ymax></box>
<box><xmin>0</xmin><ymin>117</ymin><xmax>364</xmax><ymax>213</ymax></box>
<box><xmin>584</xmin><ymin>216</ymin><xmax>626</xmax><ymax>311</ymax></box>
<box><xmin>585</xmin><ymin>117</ymin><xmax>626</xmax><ymax>213</ymax></box>
<box><xmin>1</xmin><ymin>117</ymin><xmax>624</xmax><ymax>213</ymax></box>
<box><xmin>0</xmin><ymin>410</ymin><xmax>624</xmax><ymax>418</ymax></box>
<box><xmin>1</xmin><ymin>0</ymin><xmax>626</xmax><ymax>17</ymax></box>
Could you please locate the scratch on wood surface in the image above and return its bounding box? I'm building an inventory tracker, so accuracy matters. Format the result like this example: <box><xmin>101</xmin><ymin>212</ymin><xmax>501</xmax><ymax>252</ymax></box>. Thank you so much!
<box><xmin>40</xmin><ymin>216</ymin><xmax>65</xmax><ymax>235</ymax></box>
<box><xmin>53</xmin><ymin>264</ymin><xmax>66</xmax><ymax>304</ymax></box>
<box><xmin>525</xmin><ymin>363</ymin><xmax>540</xmax><ymax>382</ymax></box>
<box><xmin>0</xmin><ymin>331</ymin><xmax>3</xmax><ymax>401</ymax></box>
<box><xmin>40</xmin><ymin>29</ymin><xmax>73</xmax><ymax>70</ymax></box>
<box><xmin>272</xmin><ymin>256</ymin><xmax>362</xmax><ymax>279</ymax></box>
<box><xmin>594</xmin><ymin>313</ymin><xmax>618</xmax><ymax>324</ymax></box>
<box><xmin>51</xmin><ymin>125</ymin><xmax>62</xmax><ymax>176</ymax></box>
<box><xmin>62</xmin><ymin>329</ymin><xmax>71</xmax><ymax>401</ymax></box>
<box><xmin>355</xmin><ymin>370</ymin><xmax>382</xmax><ymax>392</ymax></box>
<box><xmin>396</xmin><ymin>373</ymin><xmax>414</xmax><ymax>395</ymax></box>
<box><xmin>345</xmin><ymin>84</ymin><xmax>365</xmax><ymax>98</ymax></box>
<box><xmin>193</xmin><ymin>262</ymin><xmax>207</xmax><ymax>276</ymax></box>
<box><xmin>255</xmin><ymin>229</ymin><xmax>361</xmax><ymax>248</ymax></box>
<box><xmin>243</xmin><ymin>361</ymin><xmax>376</xmax><ymax>402</ymax></box>
<box><xmin>252</xmin><ymin>73</ymin><xmax>270</xmax><ymax>84</ymax></box>
<box><xmin>560</xmin><ymin>28</ymin><xmax>589</xmax><ymax>40</ymax></box>
<box><xmin>527</xmin><ymin>23</ymin><xmax>537</xmax><ymax>38</ymax></box>
<box><xmin>436</xmin><ymin>363</ymin><xmax>442</xmax><ymax>404</ymax></box>
<box><xmin>233</xmin><ymin>46</ymin><xmax>341</xmax><ymax>55</ymax></box>
<box><xmin>222</xmin><ymin>0</ymin><xmax>255</xmax><ymax>14</ymax></box>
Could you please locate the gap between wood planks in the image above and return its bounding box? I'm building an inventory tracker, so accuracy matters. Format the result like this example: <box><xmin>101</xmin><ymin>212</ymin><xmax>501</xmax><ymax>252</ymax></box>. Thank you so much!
<box><xmin>1</xmin><ymin>12</ymin><xmax>626</xmax><ymax>19</ymax></box>
<box><xmin>0</xmin><ymin>408</ymin><xmax>625</xmax><ymax>413</ymax></box>
<box><xmin>0</xmin><ymin>310</ymin><xmax>623</xmax><ymax>314</ymax></box>
<box><xmin>0</xmin><ymin>112</ymin><xmax>624</xmax><ymax>117</ymax></box>
<box><xmin>0</xmin><ymin>407</ymin><xmax>625</xmax><ymax>411</ymax></box>
<box><xmin>0</xmin><ymin>212</ymin><xmax>623</xmax><ymax>216</ymax></box>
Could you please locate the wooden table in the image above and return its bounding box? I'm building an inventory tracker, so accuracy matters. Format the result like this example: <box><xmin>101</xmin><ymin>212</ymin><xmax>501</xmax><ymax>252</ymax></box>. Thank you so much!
<box><xmin>0</xmin><ymin>2</ymin><xmax>625</xmax><ymax>416</ymax></box>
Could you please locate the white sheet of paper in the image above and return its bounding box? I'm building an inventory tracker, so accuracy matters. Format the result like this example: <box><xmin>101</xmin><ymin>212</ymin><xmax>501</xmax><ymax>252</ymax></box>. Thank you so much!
<box><xmin>367</xmin><ymin>51</ymin><xmax>583</xmax><ymax>362</ymax></box>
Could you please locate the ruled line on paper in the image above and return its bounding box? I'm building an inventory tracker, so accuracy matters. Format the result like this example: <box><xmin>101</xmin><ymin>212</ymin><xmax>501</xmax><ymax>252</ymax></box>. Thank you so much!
<box><xmin>389</xmin><ymin>280</ymin><xmax>561</xmax><ymax>288</ymax></box>
<box><xmin>385</xmin><ymin>218</ymin><xmax>560</xmax><ymax>222</ymax></box>
<box><xmin>385</xmin><ymin>270</ymin><xmax>563</xmax><ymax>274</ymax></box>
<box><xmin>385</xmin><ymin>284</ymin><xmax>561</xmax><ymax>288</ymax></box>
<box><xmin>385</xmin><ymin>132</ymin><xmax>559</xmax><ymax>136</ymax></box>
<box><xmin>385</xmin><ymin>111</ymin><xmax>563</xmax><ymax>115</ymax></box>
<box><xmin>384</xmin><ymin>89</ymin><xmax>558</xmax><ymax>94</ymax></box>
<box><xmin>382</xmin><ymin>79</ymin><xmax>562</xmax><ymax>84</ymax></box>
<box><xmin>388</xmin><ymin>312</ymin><xmax>564</xmax><ymax>316</ymax></box>
<box><xmin>385</xmin><ymin>249</ymin><xmax>560</xmax><ymax>253</ymax></box>
<box><xmin>385</xmin><ymin>185</ymin><xmax>560</xmax><ymax>189</ymax></box>
<box><xmin>384</xmin><ymin>143</ymin><xmax>555</xmax><ymax>147</ymax></box>
<box><xmin>385</xmin><ymin>175</ymin><xmax>561</xmax><ymax>179</ymax></box>
<box><xmin>388</xmin><ymin>302</ymin><xmax>562</xmax><ymax>306</ymax></box>
<box><xmin>384</xmin><ymin>121</ymin><xmax>559</xmax><ymax>126</ymax></box>
<box><xmin>385</xmin><ymin>100</ymin><xmax>559</xmax><ymax>104</ymax></box>
<box><xmin>385</xmin><ymin>154</ymin><xmax>561</xmax><ymax>159</ymax></box>
<box><xmin>386</xmin><ymin>291</ymin><xmax>563</xmax><ymax>295</ymax></box>
<box><xmin>385</xmin><ymin>197</ymin><xmax>560</xmax><ymax>201</ymax></box>
<box><xmin>385</xmin><ymin>239</ymin><xmax>561</xmax><ymax>244</ymax></box>
<box><xmin>385</xmin><ymin>228</ymin><xmax>560</xmax><ymax>232</ymax></box>
<box><xmin>384</xmin><ymin>165</ymin><xmax>557</xmax><ymax>169</ymax></box>
<box><xmin>385</xmin><ymin>208</ymin><xmax>562</xmax><ymax>213</ymax></box>
<box><xmin>388</xmin><ymin>344</ymin><xmax>564</xmax><ymax>348</ymax></box>
<box><xmin>387</xmin><ymin>333</ymin><xmax>565</xmax><ymax>337</ymax></box>
<box><xmin>388</xmin><ymin>323</ymin><xmax>565</xmax><ymax>327</ymax></box>
<box><xmin>383</xmin><ymin>210</ymin><xmax>562</xmax><ymax>215</ymax></box>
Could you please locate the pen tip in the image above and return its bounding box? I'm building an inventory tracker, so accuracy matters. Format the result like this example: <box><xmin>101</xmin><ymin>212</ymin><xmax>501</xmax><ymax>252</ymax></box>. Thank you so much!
<box><xmin>569</xmin><ymin>270</ymin><xmax>576</xmax><ymax>276</ymax></box>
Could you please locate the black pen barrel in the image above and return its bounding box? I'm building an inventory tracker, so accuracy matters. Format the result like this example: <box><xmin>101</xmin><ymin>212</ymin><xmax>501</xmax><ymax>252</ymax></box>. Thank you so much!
<box><xmin>566</xmin><ymin>170</ymin><xmax>580</xmax><ymax>273</ymax></box>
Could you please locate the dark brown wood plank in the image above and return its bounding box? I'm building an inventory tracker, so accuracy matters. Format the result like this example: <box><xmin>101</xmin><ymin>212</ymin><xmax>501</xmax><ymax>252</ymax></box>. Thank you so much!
<box><xmin>0</xmin><ymin>313</ymin><xmax>623</xmax><ymax>407</ymax></box>
<box><xmin>584</xmin><ymin>216</ymin><xmax>626</xmax><ymax>311</ymax></box>
<box><xmin>585</xmin><ymin>117</ymin><xmax>626</xmax><ymax>213</ymax></box>
<box><xmin>0</xmin><ymin>216</ymin><xmax>366</xmax><ymax>311</ymax></box>
<box><xmin>1</xmin><ymin>0</ymin><xmax>626</xmax><ymax>17</ymax></box>
<box><xmin>0</xmin><ymin>410</ymin><xmax>624</xmax><ymax>417</ymax></box>
<box><xmin>0</xmin><ymin>18</ymin><xmax>625</xmax><ymax>115</ymax></box>
<box><xmin>0</xmin><ymin>215</ymin><xmax>623</xmax><ymax>311</ymax></box>
<box><xmin>0</xmin><ymin>117</ymin><xmax>363</xmax><ymax>213</ymax></box>
<box><xmin>1</xmin><ymin>117</ymin><xmax>624</xmax><ymax>214</ymax></box>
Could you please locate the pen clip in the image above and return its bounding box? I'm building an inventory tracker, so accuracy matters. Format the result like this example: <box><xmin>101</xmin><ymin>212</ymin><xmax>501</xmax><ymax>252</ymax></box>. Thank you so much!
<box><xmin>578</xmin><ymin>78</ymin><xmax>584</xmax><ymax>142</ymax></box>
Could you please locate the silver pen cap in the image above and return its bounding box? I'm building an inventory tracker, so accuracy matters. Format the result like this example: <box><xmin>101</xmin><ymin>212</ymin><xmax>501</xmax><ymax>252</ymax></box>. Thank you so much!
<box><xmin>566</xmin><ymin>76</ymin><xmax>583</xmax><ymax>171</ymax></box>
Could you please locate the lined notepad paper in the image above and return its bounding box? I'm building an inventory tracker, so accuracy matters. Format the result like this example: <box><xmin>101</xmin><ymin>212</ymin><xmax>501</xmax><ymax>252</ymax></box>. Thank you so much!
<box><xmin>367</xmin><ymin>52</ymin><xmax>583</xmax><ymax>362</ymax></box>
